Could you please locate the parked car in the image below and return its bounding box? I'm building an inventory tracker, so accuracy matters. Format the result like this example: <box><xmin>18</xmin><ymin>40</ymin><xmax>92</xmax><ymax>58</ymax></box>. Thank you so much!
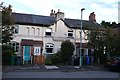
<box><xmin>104</xmin><ymin>57</ymin><xmax>120</xmax><ymax>72</ymax></box>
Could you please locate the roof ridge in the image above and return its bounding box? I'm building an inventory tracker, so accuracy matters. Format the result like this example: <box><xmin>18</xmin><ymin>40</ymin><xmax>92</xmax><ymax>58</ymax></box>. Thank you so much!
<box><xmin>12</xmin><ymin>12</ymin><xmax>54</xmax><ymax>18</ymax></box>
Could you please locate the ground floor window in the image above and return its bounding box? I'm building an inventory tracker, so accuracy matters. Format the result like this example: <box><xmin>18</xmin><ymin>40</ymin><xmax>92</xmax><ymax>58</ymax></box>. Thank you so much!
<box><xmin>45</xmin><ymin>43</ymin><xmax>54</xmax><ymax>54</ymax></box>
<box><xmin>9</xmin><ymin>42</ymin><xmax>19</xmax><ymax>52</ymax></box>
<box><xmin>34</xmin><ymin>47</ymin><xmax>41</xmax><ymax>55</ymax></box>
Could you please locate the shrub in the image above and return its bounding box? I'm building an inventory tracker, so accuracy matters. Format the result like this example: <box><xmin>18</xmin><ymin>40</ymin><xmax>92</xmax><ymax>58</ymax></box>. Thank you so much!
<box><xmin>61</xmin><ymin>40</ymin><xmax>75</xmax><ymax>65</ymax></box>
<box><xmin>45</xmin><ymin>58</ymin><xmax>52</xmax><ymax>65</ymax></box>
<box><xmin>2</xmin><ymin>45</ymin><xmax>15</xmax><ymax>65</ymax></box>
<box><xmin>51</xmin><ymin>51</ymin><xmax>62</xmax><ymax>64</ymax></box>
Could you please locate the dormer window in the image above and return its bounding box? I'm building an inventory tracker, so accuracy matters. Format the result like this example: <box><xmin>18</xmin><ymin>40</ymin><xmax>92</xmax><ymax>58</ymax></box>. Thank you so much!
<box><xmin>45</xmin><ymin>28</ymin><xmax>52</xmax><ymax>36</ymax></box>
<box><xmin>68</xmin><ymin>30</ymin><xmax>73</xmax><ymax>38</ymax></box>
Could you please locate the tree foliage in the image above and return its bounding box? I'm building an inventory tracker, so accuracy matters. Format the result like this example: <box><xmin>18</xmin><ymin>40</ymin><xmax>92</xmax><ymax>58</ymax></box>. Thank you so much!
<box><xmin>51</xmin><ymin>51</ymin><xmax>62</xmax><ymax>64</ymax></box>
<box><xmin>2</xmin><ymin>44</ymin><xmax>15</xmax><ymax>65</ymax></box>
<box><xmin>2</xmin><ymin>4</ymin><xmax>14</xmax><ymax>44</ymax></box>
<box><xmin>87</xmin><ymin>21</ymin><xmax>119</xmax><ymax>64</ymax></box>
<box><xmin>61</xmin><ymin>40</ymin><xmax>75</xmax><ymax>65</ymax></box>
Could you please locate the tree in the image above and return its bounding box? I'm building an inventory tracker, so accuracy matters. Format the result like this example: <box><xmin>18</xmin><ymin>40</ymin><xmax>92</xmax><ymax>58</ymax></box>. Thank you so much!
<box><xmin>101</xmin><ymin>21</ymin><xmax>119</xmax><ymax>58</ymax></box>
<box><xmin>2</xmin><ymin>4</ymin><xmax>14</xmax><ymax>44</ymax></box>
<box><xmin>61</xmin><ymin>40</ymin><xmax>75</xmax><ymax>65</ymax></box>
<box><xmin>87</xmin><ymin>21</ymin><xmax>119</xmax><ymax>64</ymax></box>
<box><xmin>87</xmin><ymin>29</ymin><xmax>106</xmax><ymax>64</ymax></box>
<box><xmin>1</xmin><ymin>4</ymin><xmax>15</xmax><ymax>65</ymax></box>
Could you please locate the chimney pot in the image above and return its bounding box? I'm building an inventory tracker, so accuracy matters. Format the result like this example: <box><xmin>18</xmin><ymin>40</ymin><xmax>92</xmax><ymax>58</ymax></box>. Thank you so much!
<box><xmin>50</xmin><ymin>9</ymin><xmax>55</xmax><ymax>17</ymax></box>
<box><xmin>51</xmin><ymin>9</ymin><xmax>53</xmax><ymax>13</ymax></box>
<box><xmin>58</xmin><ymin>9</ymin><xmax>60</xmax><ymax>12</ymax></box>
<box><xmin>54</xmin><ymin>10</ymin><xmax>55</xmax><ymax>14</ymax></box>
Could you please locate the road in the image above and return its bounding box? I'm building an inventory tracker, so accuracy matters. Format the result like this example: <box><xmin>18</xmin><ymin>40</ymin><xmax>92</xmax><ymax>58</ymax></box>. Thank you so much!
<box><xmin>2</xmin><ymin>65</ymin><xmax>120</xmax><ymax>80</ymax></box>
<box><xmin>2</xmin><ymin>71</ymin><xmax>119</xmax><ymax>78</ymax></box>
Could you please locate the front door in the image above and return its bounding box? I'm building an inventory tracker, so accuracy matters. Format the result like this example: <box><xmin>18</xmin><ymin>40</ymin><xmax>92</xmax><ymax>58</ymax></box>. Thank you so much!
<box><xmin>23</xmin><ymin>46</ymin><xmax>31</xmax><ymax>64</ymax></box>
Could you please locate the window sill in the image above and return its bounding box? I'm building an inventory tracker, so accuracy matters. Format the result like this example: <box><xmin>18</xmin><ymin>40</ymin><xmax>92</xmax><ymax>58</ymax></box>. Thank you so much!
<box><xmin>44</xmin><ymin>53</ymin><xmax>54</xmax><ymax>54</ymax></box>
<box><xmin>67</xmin><ymin>37</ymin><xmax>74</xmax><ymax>39</ymax></box>
<box><xmin>44</xmin><ymin>35</ymin><xmax>52</xmax><ymax>37</ymax></box>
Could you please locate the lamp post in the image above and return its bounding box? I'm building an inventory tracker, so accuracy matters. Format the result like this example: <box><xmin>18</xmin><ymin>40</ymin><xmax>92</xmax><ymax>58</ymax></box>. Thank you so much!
<box><xmin>79</xmin><ymin>8</ymin><xmax>85</xmax><ymax>69</ymax></box>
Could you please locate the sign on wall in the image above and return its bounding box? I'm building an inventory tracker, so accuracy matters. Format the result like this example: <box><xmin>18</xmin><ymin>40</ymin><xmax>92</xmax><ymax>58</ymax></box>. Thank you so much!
<box><xmin>34</xmin><ymin>47</ymin><xmax>41</xmax><ymax>55</ymax></box>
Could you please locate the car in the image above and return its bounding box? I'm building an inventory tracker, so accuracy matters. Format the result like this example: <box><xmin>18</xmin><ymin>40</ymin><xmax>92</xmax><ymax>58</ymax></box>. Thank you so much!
<box><xmin>105</xmin><ymin>57</ymin><xmax>120</xmax><ymax>72</ymax></box>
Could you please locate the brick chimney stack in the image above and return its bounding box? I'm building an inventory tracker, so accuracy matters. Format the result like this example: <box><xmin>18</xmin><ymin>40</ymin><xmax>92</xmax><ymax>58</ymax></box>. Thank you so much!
<box><xmin>50</xmin><ymin>9</ymin><xmax>65</xmax><ymax>20</ymax></box>
<box><xmin>55</xmin><ymin>9</ymin><xmax>64</xmax><ymax>20</ymax></box>
<box><xmin>89</xmin><ymin>12</ymin><xmax>96</xmax><ymax>22</ymax></box>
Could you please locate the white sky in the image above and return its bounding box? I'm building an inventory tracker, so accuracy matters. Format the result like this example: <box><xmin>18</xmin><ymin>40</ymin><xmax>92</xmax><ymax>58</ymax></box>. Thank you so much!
<box><xmin>2</xmin><ymin>0</ymin><xmax>119</xmax><ymax>23</ymax></box>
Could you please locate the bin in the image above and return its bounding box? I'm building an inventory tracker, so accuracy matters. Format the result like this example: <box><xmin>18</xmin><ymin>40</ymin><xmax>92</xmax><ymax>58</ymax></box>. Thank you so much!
<box><xmin>11</xmin><ymin>55</ymin><xmax>16</xmax><ymax>65</ymax></box>
<box><xmin>16</xmin><ymin>57</ymin><xmax>22</xmax><ymax>65</ymax></box>
<box><xmin>86</xmin><ymin>56</ymin><xmax>90</xmax><ymax>65</ymax></box>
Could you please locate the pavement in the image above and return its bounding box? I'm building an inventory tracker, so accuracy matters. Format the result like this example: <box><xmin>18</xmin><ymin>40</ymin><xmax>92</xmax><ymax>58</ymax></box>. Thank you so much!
<box><xmin>2</xmin><ymin>64</ymin><xmax>108</xmax><ymax>72</ymax></box>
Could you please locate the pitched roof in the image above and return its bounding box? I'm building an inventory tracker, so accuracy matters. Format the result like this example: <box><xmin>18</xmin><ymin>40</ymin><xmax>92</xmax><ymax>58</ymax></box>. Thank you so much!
<box><xmin>64</xmin><ymin>18</ymin><xmax>102</xmax><ymax>30</ymax></box>
<box><xmin>12</xmin><ymin>13</ymin><xmax>55</xmax><ymax>26</ymax></box>
<box><xmin>12</xmin><ymin>13</ymin><xmax>103</xmax><ymax>30</ymax></box>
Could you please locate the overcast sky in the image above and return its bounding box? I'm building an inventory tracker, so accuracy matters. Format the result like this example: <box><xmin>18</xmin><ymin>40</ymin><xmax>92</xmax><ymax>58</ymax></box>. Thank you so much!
<box><xmin>3</xmin><ymin>0</ymin><xmax>119</xmax><ymax>23</ymax></box>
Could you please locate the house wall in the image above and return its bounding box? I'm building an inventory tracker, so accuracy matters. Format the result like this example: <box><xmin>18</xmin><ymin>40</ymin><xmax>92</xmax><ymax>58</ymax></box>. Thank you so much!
<box><xmin>12</xmin><ymin>19</ymin><xmax>89</xmax><ymax>57</ymax></box>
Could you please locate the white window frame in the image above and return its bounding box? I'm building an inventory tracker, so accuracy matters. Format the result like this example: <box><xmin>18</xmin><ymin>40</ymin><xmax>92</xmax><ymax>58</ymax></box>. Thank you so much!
<box><xmin>67</xmin><ymin>30</ymin><xmax>73</xmax><ymax>38</ymax></box>
<box><xmin>45</xmin><ymin>43</ymin><xmax>54</xmax><ymax>54</ymax></box>
<box><xmin>27</xmin><ymin>27</ymin><xmax>29</xmax><ymax>35</ymax></box>
<box><xmin>32</xmin><ymin>27</ymin><xmax>35</xmax><ymax>35</ymax></box>
<box><xmin>45</xmin><ymin>28</ymin><xmax>52</xmax><ymax>36</ymax></box>
<box><xmin>34</xmin><ymin>47</ymin><xmax>41</xmax><ymax>55</ymax></box>
<box><xmin>12</xmin><ymin>25</ymin><xmax>19</xmax><ymax>34</ymax></box>
<box><xmin>37</xmin><ymin>28</ymin><xmax>40</xmax><ymax>36</ymax></box>
<box><xmin>10</xmin><ymin>42</ymin><xmax>19</xmax><ymax>52</ymax></box>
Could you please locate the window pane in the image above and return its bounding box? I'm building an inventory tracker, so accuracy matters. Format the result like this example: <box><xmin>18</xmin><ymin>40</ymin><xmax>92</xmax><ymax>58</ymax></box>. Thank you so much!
<box><xmin>46</xmin><ymin>45</ymin><xmax>49</xmax><ymax>47</ymax></box>
<box><xmin>46</xmin><ymin>32</ymin><xmax>51</xmax><ymax>36</ymax></box>
<box><xmin>15</xmin><ymin>27</ymin><xmax>19</xmax><ymax>34</ymax></box>
<box><xmin>68</xmin><ymin>33</ymin><xmax>73</xmax><ymax>37</ymax></box>
<box><xmin>46</xmin><ymin>29</ymin><xmax>52</xmax><ymax>32</ymax></box>
<box><xmin>32</xmin><ymin>27</ymin><xmax>35</xmax><ymax>35</ymax></box>
<box><xmin>68</xmin><ymin>30</ymin><xmax>73</xmax><ymax>32</ymax></box>
<box><xmin>37</xmin><ymin>28</ymin><xmax>40</xmax><ymax>36</ymax></box>
<box><xmin>27</xmin><ymin>27</ymin><xmax>29</xmax><ymax>35</ymax></box>
<box><xmin>46</xmin><ymin>48</ymin><xmax>53</xmax><ymax>53</ymax></box>
<box><xmin>16</xmin><ymin>43</ymin><xmax>19</xmax><ymax>52</ymax></box>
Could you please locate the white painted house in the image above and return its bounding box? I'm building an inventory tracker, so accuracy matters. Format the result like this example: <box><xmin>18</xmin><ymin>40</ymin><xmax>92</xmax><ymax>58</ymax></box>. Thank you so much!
<box><xmin>11</xmin><ymin>9</ymin><xmax>101</xmax><ymax>64</ymax></box>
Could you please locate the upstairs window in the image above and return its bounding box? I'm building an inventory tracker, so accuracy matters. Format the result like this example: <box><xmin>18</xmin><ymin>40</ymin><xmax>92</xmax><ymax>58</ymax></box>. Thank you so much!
<box><xmin>12</xmin><ymin>25</ymin><xmax>19</xmax><ymax>34</ymax></box>
<box><xmin>32</xmin><ymin>27</ymin><xmax>35</xmax><ymax>35</ymax></box>
<box><xmin>27</xmin><ymin>27</ymin><xmax>29</xmax><ymax>35</ymax></box>
<box><xmin>68</xmin><ymin>30</ymin><xmax>73</xmax><ymax>38</ymax></box>
<box><xmin>45</xmin><ymin>28</ymin><xmax>52</xmax><ymax>36</ymax></box>
<box><xmin>37</xmin><ymin>28</ymin><xmax>40</xmax><ymax>36</ymax></box>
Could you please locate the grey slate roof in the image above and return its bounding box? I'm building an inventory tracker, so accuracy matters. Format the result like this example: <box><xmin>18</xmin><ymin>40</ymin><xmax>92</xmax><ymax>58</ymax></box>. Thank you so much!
<box><xmin>12</xmin><ymin>13</ymin><xmax>55</xmax><ymax>26</ymax></box>
<box><xmin>12</xmin><ymin>13</ymin><xmax>103</xmax><ymax>30</ymax></box>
